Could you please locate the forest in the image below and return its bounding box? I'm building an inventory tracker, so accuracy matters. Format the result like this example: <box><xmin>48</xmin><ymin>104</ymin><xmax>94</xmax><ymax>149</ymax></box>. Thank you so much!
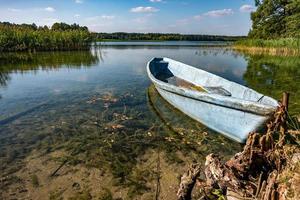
<box><xmin>95</xmin><ymin>32</ymin><xmax>244</xmax><ymax>41</ymax></box>
<box><xmin>0</xmin><ymin>22</ymin><xmax>93</xmax><ymax>52</ymax></box>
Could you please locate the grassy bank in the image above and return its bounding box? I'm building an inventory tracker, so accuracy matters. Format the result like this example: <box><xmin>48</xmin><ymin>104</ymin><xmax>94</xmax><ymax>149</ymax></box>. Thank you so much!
<box><xmin>0</xmin><ymin>22</ymin><xmax>93</xmax><ymax>52</ymax></box>
<box><xmin>234</xmin><ymin>38</ymin><xmax>300</xmax><ymax>55</ymax></box>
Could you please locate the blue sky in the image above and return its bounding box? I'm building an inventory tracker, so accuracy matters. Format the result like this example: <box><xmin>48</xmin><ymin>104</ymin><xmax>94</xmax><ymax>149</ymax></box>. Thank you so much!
<box><xmin>0</xmin><ymin>0</ymin><xmax>256</xmax><ymax>35</ymax></box>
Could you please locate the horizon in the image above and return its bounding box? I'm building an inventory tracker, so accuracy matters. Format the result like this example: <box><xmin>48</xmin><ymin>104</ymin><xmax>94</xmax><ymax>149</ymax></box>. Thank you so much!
<box><xmin>0</xmin><ymin>0</ymin><xmax>255</xmax><ymax>36</ymax></box>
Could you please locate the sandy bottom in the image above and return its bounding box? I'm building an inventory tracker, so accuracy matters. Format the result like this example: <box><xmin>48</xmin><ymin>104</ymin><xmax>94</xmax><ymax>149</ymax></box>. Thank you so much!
<box><xmin>1</xmin><ymin>149</ymin><xmax>199</xmax><ymax>200</ymax></box>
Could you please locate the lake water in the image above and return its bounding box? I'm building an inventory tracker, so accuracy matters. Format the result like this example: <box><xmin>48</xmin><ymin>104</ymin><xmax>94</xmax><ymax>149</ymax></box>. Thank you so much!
<box><xmin>98</xmin><ymin>41</ymin><xmax>231</xmax><ymax>46</ymax></box>
<box><xmin>0</xmin><ymin>42</ymin><xmax>299</xmax><ymax>199</ymax></box>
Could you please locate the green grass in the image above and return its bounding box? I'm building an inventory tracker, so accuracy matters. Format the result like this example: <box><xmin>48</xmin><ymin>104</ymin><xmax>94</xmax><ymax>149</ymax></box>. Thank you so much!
<box><xmin>235</xmin><ymin>38</ymin><xmax>300</xmax><ymax>49</ymax></box>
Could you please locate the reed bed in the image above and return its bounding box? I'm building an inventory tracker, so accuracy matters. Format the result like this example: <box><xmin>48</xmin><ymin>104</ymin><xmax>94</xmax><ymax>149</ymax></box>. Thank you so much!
<box><xmin>234</xmin><ymin>38</ymin><xmax>300</xmax><ymax>56</ymax></box>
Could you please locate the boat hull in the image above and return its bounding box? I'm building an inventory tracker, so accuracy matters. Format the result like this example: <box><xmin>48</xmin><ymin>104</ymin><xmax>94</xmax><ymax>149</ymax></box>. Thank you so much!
<box><xmin>155</xmin><ymin>85</ymin><xmax>268</xmax><ymax>143</ymax></box>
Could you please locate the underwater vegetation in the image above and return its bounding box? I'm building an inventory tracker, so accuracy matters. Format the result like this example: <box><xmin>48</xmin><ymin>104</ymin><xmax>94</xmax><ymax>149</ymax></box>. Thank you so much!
<box><xmin>0</xmin><ymin>83</ymin><xmax>241</xmax><ymax>199</ymax></box>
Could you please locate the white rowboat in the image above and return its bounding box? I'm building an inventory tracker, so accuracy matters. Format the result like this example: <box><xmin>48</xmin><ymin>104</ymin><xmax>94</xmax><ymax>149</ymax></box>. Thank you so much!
<box><xmin>147</xmin><ymin>57</ymin><xmax>278</xmax><ymax>143</ymax></box>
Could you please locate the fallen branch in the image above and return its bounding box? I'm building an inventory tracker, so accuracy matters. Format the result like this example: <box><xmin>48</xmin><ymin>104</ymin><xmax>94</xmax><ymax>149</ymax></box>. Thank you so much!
<box><xmin>177</xmin><ymin>164</ymin><xmax>202</xmax><ymax>200</ymax></box>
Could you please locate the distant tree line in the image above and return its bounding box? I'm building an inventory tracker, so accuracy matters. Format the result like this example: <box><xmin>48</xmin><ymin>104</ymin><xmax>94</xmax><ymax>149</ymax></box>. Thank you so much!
<box><xmin>95</xmin><ymin>32</ymin><xmax>244</xmax><ymax>41</ymax></box>
<box><xmin>249</xmin><ymin>0</ymin><xmax>300</xmax><ymax>38</ymax></box>
<box><xmin>0</xmin><ymin>22</ymin><xmax>93</xmax><ymax>52</ymax></box>
<box><xmin>0</xmin><ymin>21</ymin><xmax>245</xmax><ymax>52</ymax></box>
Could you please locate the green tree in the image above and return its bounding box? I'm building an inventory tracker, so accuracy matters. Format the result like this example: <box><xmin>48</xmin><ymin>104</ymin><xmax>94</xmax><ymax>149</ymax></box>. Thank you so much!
<box><xmin>285</xmin><ymin>0</ymin><xmax>300</xmax><ymax>37</ymax></box>
<box><xmin>249</xmin><ymin>0</ymin><xmax>300</xmax><ymax>38</ymax></box>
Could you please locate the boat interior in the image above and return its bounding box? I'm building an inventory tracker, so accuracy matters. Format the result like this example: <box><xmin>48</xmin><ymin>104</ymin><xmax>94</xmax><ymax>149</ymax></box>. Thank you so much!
<box><xmin>150</xmin><ymin>58</ymin><xmax>232</xmax><ymax>96</ymax></box>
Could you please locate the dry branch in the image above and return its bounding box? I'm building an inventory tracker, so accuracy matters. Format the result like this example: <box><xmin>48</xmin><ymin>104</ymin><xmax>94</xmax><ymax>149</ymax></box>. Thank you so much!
<box><xmin>177</xmin><ymin>164</ymin><xmax>202</xmax><ymax>200</ymax></box>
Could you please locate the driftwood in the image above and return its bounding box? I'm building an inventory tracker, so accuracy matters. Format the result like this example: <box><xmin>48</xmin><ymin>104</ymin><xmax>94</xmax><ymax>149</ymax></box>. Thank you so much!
<box><xmin>177</xmin><ymin>164</ymin><xmax>202</xmax><ymax>200</ymax></box>
<box><xmin>177</xmin><ymin>93</ymin><xmax>296</xmax><ymax>200</ymax></box>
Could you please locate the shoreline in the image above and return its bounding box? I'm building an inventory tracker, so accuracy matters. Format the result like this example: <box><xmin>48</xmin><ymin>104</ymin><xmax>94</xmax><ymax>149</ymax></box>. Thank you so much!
<box><xmin>97</xmin><ymin>39</ymin><xmax>234</xmax><ymax>42</ymax></box>
<box><xmin>0</xmin><ymin>39</ymin><xmax>298</xmax><ymax>55</ymax></box>
<box><xmin>233</xmin><ymin>45</ymin><xmax>300</xmax><ymax>56</ymax></box>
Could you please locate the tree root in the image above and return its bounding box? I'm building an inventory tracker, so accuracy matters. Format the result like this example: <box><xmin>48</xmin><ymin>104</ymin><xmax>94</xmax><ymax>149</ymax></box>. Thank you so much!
<box><xmin>177</xmin><ymin>93</ymin><xmax>299</xmax><ymax>200</ymax></box>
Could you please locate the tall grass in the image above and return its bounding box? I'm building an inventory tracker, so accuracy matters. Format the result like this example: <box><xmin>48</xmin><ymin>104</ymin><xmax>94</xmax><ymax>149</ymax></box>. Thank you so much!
<box><xmin>235</xmin><ymin>38</ymin><xmax>300</xmax><ymax>49</ymax></box>
<box><xmin>234</xmin><ymin>38</ymin><xmax>300</xmax><ymax>55</ymax></box>
<box><xmin>0</xmin><ymin>23</ymin><xmax>93</xmax><ymax>52</ymax></box>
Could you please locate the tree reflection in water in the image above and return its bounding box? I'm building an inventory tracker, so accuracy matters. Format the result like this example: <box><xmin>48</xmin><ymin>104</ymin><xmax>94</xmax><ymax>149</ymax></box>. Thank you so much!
<box><xmin>243</xmin><ymin>54</ymin><xmax>300</xmax><ymax>116</ymax></box>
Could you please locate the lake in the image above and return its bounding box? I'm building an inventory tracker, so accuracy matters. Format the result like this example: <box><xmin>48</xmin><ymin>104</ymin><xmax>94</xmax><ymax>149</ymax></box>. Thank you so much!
<box><xmin>98</xmin><ymin>41</ymin><xmax>231</xmax><ymax>46</ymax></box>
<box><xmin>0</xmin><ymin>42</ymin><xmax>299</xmax><ymax>199</ymax></box>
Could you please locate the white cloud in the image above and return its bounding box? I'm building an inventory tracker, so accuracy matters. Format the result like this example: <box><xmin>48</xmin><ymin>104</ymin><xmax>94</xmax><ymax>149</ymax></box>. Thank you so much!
<box><xmin>150</xmin><ymin>0</ymin><xmax>162</xmax><ymax>2</ymax></box>
<box><xmin>204</xmin><ymin>9</ymin><xmax>233</xmax><ymax>17</ymax></box>
<box><xmin>75</xmin><ymin>0</ymin><xmax>83</xmax><ymax>3</ymax></box>
<box><xmin>176</xmin><ymin>19</ymin><xmax>189</xmax><ymax>25</ymax></box>
<box><xmin>133</xmin><ymin>17</ymin><xmax>147</xmax><ymax>24</ymax></box>
<box><xmin>193</xmin><ymin>15</ymin><xmax>203</xmax><ymax>20</ymax></box>
<box><xmin>101</xmin><ymin>15</ymin><xmax>115</xmax><ymax>20</ymax></box>
<box><xmin>8</xmin><ymin>8</ymin><xmax>21</xmax><ymax>12</ymax></box>
<box><xmin>240</xmin><ymin>5</ymin><xmax>255</xmax><ymax>13</ymax></box>
<box><xmin>130</xmin><ymin>6</ymin><xmax>159</xmax><ymax>13</ymax></box>
<box><xmin>86</xmin><ymin>16</ymin><xmax>98</xmax><ymax>21</ymax></box>
<box><xmin>85</xmin><ymin>15</ymin><xmax>115</xmax><ymax>22</ymax></box>
<box><xmin>45</xmin><ymin>7</ymin><xmax>55</xmax><ymax>12</ymax></box>
<box><xmin>74</xmin><ymin>14</ymin><xmax>80</xmax><ymax>18</ymax></box>
<box><xmin>132</xmin><ymin>13</ymin><xmax>154</xmax><ymax>25</ymax></box>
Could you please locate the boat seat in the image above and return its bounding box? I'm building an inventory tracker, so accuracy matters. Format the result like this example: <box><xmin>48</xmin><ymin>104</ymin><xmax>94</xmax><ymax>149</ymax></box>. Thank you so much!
<box><xmin>204</xmin><ymin>86</ymin><xmax>231</xmax><ymax>96</ymax></box>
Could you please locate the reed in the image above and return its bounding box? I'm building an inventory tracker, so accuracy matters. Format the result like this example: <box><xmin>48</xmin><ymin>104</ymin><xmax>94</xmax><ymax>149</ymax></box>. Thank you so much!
<box><xmin>234</xmin><ymin>38</ymin><xmax>300</xmax><ymax>55</ymax></box>
<box><xmin>0</xmin><ymin>22</ymin><xmax>93</xmax><ymax>52</ymax></box>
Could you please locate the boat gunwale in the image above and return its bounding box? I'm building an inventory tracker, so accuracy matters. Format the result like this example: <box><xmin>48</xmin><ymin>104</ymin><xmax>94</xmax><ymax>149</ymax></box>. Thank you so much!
<box><xmin>147</xmin><ymin>57</ymin><xmax>277</xmax><ymax>116</ymax></box>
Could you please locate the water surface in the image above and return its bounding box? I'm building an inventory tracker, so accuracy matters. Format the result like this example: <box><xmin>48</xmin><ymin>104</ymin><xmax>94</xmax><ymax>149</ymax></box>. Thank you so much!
<box><xmin>98</xmin><ymin>41</ymin><xmax>231</xmax><ymax>46</ymax></box>
<box><xmin>0</xmin><ymin>42</ymin><xmax>299</xmax><ymax>199</ymax></box>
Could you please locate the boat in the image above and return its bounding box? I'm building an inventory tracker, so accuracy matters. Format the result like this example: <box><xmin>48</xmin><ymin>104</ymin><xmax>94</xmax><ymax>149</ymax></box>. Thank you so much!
<box><xmin>146</xmin><ymin>57</ymin><xmax>278</xmax><ymax>143</ymax></box>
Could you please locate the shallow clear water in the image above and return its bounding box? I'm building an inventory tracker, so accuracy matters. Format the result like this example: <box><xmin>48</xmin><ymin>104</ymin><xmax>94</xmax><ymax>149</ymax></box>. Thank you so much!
<box><xmin>0</xmin><ymin>43</ymin><xmax>299</xmax><ymax>199</ymax></box>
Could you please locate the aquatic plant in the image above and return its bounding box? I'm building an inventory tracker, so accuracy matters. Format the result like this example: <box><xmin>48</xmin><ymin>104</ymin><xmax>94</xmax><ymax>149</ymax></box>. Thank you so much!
<box><xmin>0</xmin><ymin>22</ymin><xmax>93</xmax><ymax>52</ymax></box>
<box><xmin>234</xmin><ymin>38</ymin><xmax>300</xmax><ymax>55</ymax></box>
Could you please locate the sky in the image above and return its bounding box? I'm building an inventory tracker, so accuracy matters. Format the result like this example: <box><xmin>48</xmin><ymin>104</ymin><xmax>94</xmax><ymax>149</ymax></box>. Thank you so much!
<box><xmin>0</xmin><ymin>0</ymin><xmax>257</xmax><ymax>36</ymax></box>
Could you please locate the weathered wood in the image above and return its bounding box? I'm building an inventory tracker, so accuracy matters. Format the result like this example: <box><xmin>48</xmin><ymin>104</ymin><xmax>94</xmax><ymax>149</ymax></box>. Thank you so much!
<box><xmin>177</xmin><ymin>164</ymin><xmax>201</xmax><ymax>200</ymax></box>
<box><xmin>262</xmin><ymin>171</ymin><xmax>278</xmax><ymax>200</ymax></box>
<box><xmin>282</xmin><ymin>92</ymin><xmax>289</xmax><ymax>111</ymax></box>
<box><xmin>205</xmin><ymin>154</ymin><xmax>245</xmax><ymax>194</ymax></box>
